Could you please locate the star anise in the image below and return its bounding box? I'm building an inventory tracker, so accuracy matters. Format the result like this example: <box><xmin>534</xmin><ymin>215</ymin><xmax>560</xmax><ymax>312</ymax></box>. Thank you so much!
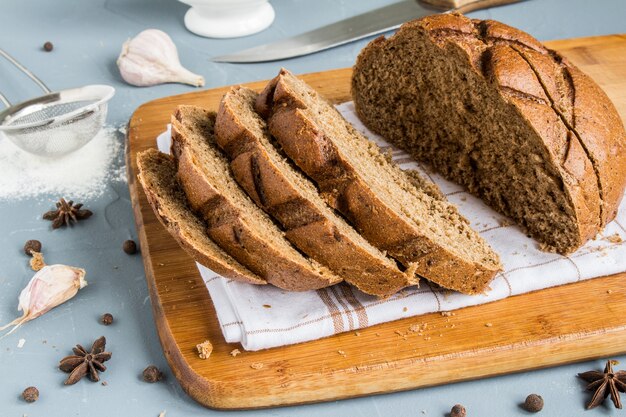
<box><xmin>59</xmin><ymin>336</ymin><xmax>112</xmax><ymax>385</ymax></box>
<box><xmin>43</xmin><ymin>198</ymin><xmax>92</xmax><ymax>229</ymax></box>
<box><xmin>578</xmin><ymin>360</ymin><xmax>626</xmax><ymax>409</ymax></box>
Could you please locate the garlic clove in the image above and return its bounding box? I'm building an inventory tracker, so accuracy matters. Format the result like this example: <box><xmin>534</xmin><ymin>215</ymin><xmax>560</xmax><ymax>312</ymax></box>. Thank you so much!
<box><xmin>117</xmin><ymin>29</ymin><xmax>205</xmax><ymax>88</ymax></box>
<box><xmin>0</xmin><ymin>264</ymin><xmax>87</xmax><ymax>338</ymax></box>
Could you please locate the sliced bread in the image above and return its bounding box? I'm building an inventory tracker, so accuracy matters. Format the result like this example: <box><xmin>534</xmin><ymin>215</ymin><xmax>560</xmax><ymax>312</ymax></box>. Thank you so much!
<box><xmin>256</xmin><ymin>69</ymin><xmax>501</xmax><ymax>295</ymax></box>
<box><xmin>136</xmin><ymin>148</ymin><xmax>266</xmax><ymax>285</ymax></box>
<box><xmin>215</xmin><ymin>86</ymin><xmax>419</xmax><ymax>297</ymax></box>
<box><xmin>351</xmin><ymin>13</ymin><xmax>626</xmax><ymax>254</ymax></box>
<box><xmin>170</xmin><ymin>105</ymin><xmax>342</xmax><ymax>291</ymax></box>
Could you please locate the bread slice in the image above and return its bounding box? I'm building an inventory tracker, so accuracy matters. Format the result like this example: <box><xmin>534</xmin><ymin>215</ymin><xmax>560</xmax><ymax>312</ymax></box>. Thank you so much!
<box><xmin>256</xmin><ymin>69</ymin><xmax>501</xmax><ymax>295</ymax></box>
<box><xmin>215</xmin><ymin>86</ymin><xmax>419</xmax><ymax>297</ymax></box>
<box><xmin>136</xmin><ymin>148</ymin><xmax>266</xmax><ymax>285</ymax></box>
<box><xmin>351</xmin><ymin>13</ymin><xmax>626</xmax><ymax>254</ymax></box>
<box><xmin>170</xmin><ymin>105</ymin><xmax>342</xmax><ymax>291</ymax></box>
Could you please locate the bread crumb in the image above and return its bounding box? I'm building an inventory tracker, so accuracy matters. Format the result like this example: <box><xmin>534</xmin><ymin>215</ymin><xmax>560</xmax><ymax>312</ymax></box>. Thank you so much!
<box><xmin>337</xmin><ymin>350</ymin><xmax>346</xmax><ymax>356</ymax></box>
<box><xmin>402</xmin><ymin>307</ymin><xmax>408</xmax><ymax>312</ymax></box>
<box><xmin>250</xmin><ymin>362</ymin><xmax>264</xmax><ymax>370</ymax></box>
<box><xmin>605</xmin><ymin>233</ymin><xmax>623</xmax><ymax>244</ymax></box>
<box><xmin>607</xmin><ymin>289</ymin><xmax>613</xmax><ymax>294</ymax></box>
<box><xmin>101</xmin><ymin>381</ymin><xmax>108</xmax><ymax>386</ymax></box>
<box><xmin>499</xmin><ymin>218</ymin><xmax>512</xmax><ymax>227</ymax></box>
<box><xmin>485</xmin><ymin>322</ymin><xmax>493</xmax><ymax>327</ymax></box>
<box><xmin>230</xmin><ymin>349</ymin><xmax>241</xmax><ymax>357</ymax></box>
<box><xmin>196</xmin><ymin>340</ymin><xmax>213</xmax><ymax>359</ymax></box>
<box><xmin>375</xmin><ymin>332</ymin><xmax>380</xmax><ymax>337</ymax></box>
<box><xmin>29</xmin><ymin>251</ymin><xmax>45</xmax><ymax>271</ymax></box>
<box><xmin>354</xmin><ymin>331</ymin><xmax>360</xmax><ymax>336</ymax></box>
<box><xmin>440</xmin><ymin>311</ymin><xmax>455</xmax><ymax>317</ymax></box>
<box><xmin>262</xmin><ymin>304</ymin><xmax>271</xmax><ymax>308</ymax></box>
<box><xmin>158</xmin><ymin>411</ymin><xmax>166</xmax><ymax>417</ymax></box>
<box><xmin>157</xmin><ymin>262</ymin><xmax>165</xmax><ymax>266</ymax></box>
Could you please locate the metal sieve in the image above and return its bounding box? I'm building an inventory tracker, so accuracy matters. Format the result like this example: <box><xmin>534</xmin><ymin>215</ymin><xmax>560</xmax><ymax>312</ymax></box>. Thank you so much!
<box><xmin>0</xmin><ymin>48</ymin><xmax>115</xmax><ymax>157</ymax></box>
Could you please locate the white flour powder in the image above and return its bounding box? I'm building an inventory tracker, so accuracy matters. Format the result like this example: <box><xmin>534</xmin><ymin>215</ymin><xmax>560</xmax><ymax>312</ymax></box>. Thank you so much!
<box><xmin>0</xmin><ymin>126</ymin><xmax>126</xmax><ymax>201</ymax></box>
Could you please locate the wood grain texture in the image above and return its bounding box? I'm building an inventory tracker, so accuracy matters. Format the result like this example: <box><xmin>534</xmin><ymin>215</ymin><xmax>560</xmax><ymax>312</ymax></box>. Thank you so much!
<box><xmin>126</xmin><ymin>35</ymin><xmax>626</xmax><ymax>409</ymax></box>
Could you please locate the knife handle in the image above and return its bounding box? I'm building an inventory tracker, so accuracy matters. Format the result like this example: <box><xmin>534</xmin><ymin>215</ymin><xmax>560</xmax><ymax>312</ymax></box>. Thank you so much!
<box><xmin>419</xmin><ymin>0</ymin><xmax>526</xmax><ymax>13</ymax></box>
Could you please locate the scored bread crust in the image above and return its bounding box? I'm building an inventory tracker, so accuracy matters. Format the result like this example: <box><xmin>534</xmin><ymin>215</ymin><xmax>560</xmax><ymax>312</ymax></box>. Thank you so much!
<box><xmin>215</xmin><ymin>86</ymin><xmax>419</xmax><ymax>297</ymax></box>
<box><xmin>257</xmin><ymin>69</ymin><xmax>501</xmax><ymax>295</ymax></box>
<box><xmin>171</xmin><ymin>105</ymin><xmax>341</xmax><ymax>291</ymax></box>
<box><xmin>136</xmin><ymin>148</ymin><xmax>266</xmax><ymax>285</ymax></box>
<box><xmin>351</xmin><ymin>13</ymin><xmax>626</xmax><ymax>253</ymax></box>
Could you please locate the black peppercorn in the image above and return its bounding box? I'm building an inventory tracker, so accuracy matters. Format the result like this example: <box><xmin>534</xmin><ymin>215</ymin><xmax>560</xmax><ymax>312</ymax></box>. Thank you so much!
<box><xmin>123</xmin><ymin>239</ymin><xmax>137</xmax><ymax>255</ymax></box>
<box><xmin>450</xmin><ymin>404</ymin><xmax>466</xmax><ymax>417</ymax></box>
<box><xmin>142</xmin><ymin>365</ymin><xmax>163</xmax><ymax>383</ymax></box>
<box><xmin>101</xmin><ymin>313</ymin><xmax>114</xmax><ymax>326</ymax></box>
<box><xmin>22</xmin><ymin>386</ymin><xmax>39</xmax><ymax>403</ymax></box>
<box><xmin>23</xmin><ymin>239</ymin><xmax>42</xmax><ymax>256</ymax></box>
<box><xmin>524</xmin><ymin>394</ymin><xmax>544</xmax><ymax>412</ymax></box>
<box><xmin>43</xmin><ymin>41</ymin><xmax>53</xmax><ymax>52</ymax></box>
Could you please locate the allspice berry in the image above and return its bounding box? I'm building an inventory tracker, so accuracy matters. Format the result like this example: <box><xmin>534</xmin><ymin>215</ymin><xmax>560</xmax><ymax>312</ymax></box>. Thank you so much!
<box><xmin>123</xmin><ymin>239</ymin><xmax>137</xmax><ymax>255</ymax></box>
<box><xmin>523</xmin><ymin>394</ymin><xmax>544</xmax><ymax>412</ymax></box>
<box><xmin>142</xmin><ymin>365</ymin><xmax>163</xmax><ymax>383</ymax></box>
<box><xmin>23</xmin><ymin>239</ymin><xmax>42</xmax><ymax>256</ymax></box>
<box><xmin>22</xmin><ymin>386</ymin><xmax>39</xmax><ymax>403</ymax></box>
<box><xmin>450</xmin><ymin>404</ymin><xmax>466</xmax><ymax>417</ymax></box>
<box><xmin>101</xmin><ymin>313</ymin><xmax>114</xmax><ymax>326</ymax></box>
<box><xmin>43</xmin><ymin>41</ymin><xmax>53</xmax><ymax>52</ymax></box>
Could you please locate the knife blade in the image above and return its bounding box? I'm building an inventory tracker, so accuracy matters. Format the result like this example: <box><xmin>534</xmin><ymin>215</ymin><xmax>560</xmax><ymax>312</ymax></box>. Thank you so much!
<box><xmin>211</xmin><ymin>0</ymin><xmax>525</xmax><ymax>63</ymax></box>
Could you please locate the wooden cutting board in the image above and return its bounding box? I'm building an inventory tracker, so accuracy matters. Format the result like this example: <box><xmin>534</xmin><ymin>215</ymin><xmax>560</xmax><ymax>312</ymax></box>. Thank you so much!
<box><xmin>127</xmin><ymin>34</ymin><xmax>626</xmax><ymax>410</ymax></box>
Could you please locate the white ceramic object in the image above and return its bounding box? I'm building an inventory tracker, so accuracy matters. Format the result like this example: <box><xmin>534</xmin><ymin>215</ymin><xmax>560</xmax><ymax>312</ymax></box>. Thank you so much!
<box><xmin>179</xmin><ymin>0</ymin><xmax>275</xmax><ymax>38</ymax></box>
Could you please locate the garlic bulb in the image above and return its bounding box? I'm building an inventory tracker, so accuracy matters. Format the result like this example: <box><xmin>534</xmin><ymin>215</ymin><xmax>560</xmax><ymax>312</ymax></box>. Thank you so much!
<box><xmin>0</xmin><ymin>264</ymin><xmax>87</xmax><ymax>337</ymax></box>
<box><xmin>117</xmin><ymin>29</ymin><xmax>205</xmax><ymax>87</ymax></box>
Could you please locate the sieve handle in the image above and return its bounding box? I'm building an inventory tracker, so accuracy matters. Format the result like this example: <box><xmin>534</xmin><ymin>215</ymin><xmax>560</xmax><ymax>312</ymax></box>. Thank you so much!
<box><xmin>0</xmin><ymin>48</ymin><xmax>51</xmax><ymax>95</ymax></box>
<box><xmin>0</xmin><ymin>91</ymin><xmax>10</xmax><ymax>107</ymax></box>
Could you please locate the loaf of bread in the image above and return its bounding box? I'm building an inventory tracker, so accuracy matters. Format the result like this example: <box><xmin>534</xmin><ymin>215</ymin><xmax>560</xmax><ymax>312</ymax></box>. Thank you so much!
<box><xmin>257</xmin><ymin>69</ymin><xmax>501</xmax><ymax>295</ymax></box>
<box><xmin>215</xmin><ymin>86</ymin><xmax>419</xmax><ymax>297</ymax></box>
<box><xmin>136</xmin><ymin>148</ymin><xmax>266</xmax><ymax>285</ymax></box>
<box><xmin>352</xmin><ymin>13</ymin><xmax>626</xmax><ymax>254</ymax></box>
<box><xmin>170</xmin><ymin>105</ymin><xmax>342</xmax><ymax>291</ymax></box>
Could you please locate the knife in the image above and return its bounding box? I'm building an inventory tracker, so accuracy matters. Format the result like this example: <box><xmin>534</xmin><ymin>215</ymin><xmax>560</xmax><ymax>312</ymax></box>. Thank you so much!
<box><xmin>211</xmin><ymin>0</ymin><xmax>526</xmax><ymax>63</ymax></box>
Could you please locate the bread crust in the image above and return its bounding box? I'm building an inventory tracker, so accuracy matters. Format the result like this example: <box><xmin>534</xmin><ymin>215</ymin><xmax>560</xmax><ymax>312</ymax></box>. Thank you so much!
<box><xmin>137</xmin><ymin>148</ymin><xmax>266</xmax><ymax>285</ymax></box>
<box><xmin>171</xmin><ymin>106</ymin><xmax>341</xmax><ymax>291</ymax></box>
<box><xmin>257</xmin><ymin>70</ymin><xmax>501</xmax><ymax>295</ymax></box>
<box><xmin>352</xmin><ymin>13</ymin><xmax>626</xmax><ymax>253</ymax></box>
<box><xmin>215</xmin><ymin>86</ymin><xmax>419</xmax><ymax>296</ymax></box>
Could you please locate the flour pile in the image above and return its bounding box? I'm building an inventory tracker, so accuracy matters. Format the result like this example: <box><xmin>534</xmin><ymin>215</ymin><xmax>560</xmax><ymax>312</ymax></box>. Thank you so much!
<box><xmin>0</xmin><ymin>126</ymin><xmax>126</xmax><ymax>201</ymax></box>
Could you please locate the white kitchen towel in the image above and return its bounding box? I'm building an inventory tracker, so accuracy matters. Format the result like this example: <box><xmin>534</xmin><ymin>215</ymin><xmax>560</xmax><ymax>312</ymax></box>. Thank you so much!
<box><xmin>156</xmin><ymin>102</ymin><xmax>626</xmax><ymax>351</ymax></box>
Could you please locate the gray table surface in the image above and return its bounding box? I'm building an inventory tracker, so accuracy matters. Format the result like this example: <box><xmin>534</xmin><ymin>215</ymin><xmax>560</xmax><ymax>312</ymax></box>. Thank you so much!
<box><xmin>1</xmin><ymin>0</ymin><xmax>625</xmax><ymax>416</ymax></box>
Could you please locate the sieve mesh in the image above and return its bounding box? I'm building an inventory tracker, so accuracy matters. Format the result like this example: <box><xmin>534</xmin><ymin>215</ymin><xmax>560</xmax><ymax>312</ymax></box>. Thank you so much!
<box><xmin>4</xmin><ymin>100</ymin><xmax>95</xmax><ymax>127</ymax></box>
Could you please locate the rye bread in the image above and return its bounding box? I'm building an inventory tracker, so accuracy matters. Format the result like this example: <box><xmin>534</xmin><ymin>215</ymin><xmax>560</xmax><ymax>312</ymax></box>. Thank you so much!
<box><xmin>170</xmin><ymin>105</ymin><xmax>341</xmax><ymax>291</ymax></box>
<box><xmin>136</xmin><ymin>148</ymin><xmax>266</xmax><ymax>285</ymax></box>
<box><xmin>351</xmin><ymin>13</ymin><xmax>626</xmax><ymax>254</ymax></box>
<box><xmin>256</xmin><ymin>69</ymin><xmax>501</xmax><ymax>295</ymax></box>
<box><xmin>215</xmin><ymin>86</ymin><xmax>419</xmax><ymax>297</ymax></box>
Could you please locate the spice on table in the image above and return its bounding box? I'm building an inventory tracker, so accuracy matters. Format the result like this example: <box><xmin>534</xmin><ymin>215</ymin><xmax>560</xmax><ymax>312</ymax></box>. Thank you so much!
<box><xmin>523</xmin><ymin>394</ymin><xmax>544</xmax><ymax>412</ymax></box>
<box><xmin>43</xmin><ymin>198</ymin><xmax>93</xmax><ymax>229</ymax></box>
<box><xmin>22</xmin><ymin>386</ymin><xmax>39</xmax><ymax>403</ymax></box>
<box><xmin>578</xmin><ymin>359</ymin><xmax>626</xmax><ymax>409</ymax></box>
<box><xmin>23</xmin><ymin>240</ymin><xmax>42</xmax><ymax>256</ymax></box>
<box><xmin>43</xmin><ymin>41</ymin><xmax>53</xmax><ymax>52</ymax></box>
<box><xmin>123</xmin><ymin>239</ymin><xmax>137</xmax><ymax>254</ymax></box>
<box><xmin>59</xmin><ymin>336</ymin><xmax>112</xmax><ymax>385</ymax></box>
<box><xmin>450</xmin><ymin>403</ymin><xmax>466</xmax><ymax>417</ymax></box>
<box><xmin>29</xmin><ymin>251</ymin><xmax>46</xmax><ymax>271</ymax></box>
<box><xmin>196</xmin><ymin>340</ymin><xmax>213</xmax><ymax>359</ymax></box>
<box><xmin>100</xmin><ymin>313</ymin><xmax>114</xmax><ymax>326</ymax></box>
<box><xmin>0</xmin><ymin>264</ymin><xmax>87</xmax><ymax>337</ymax></box>
<box><xmin>142</xmin><ymin>365</ymin><xmax>163</xmax><ymax>383</ymax></box>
